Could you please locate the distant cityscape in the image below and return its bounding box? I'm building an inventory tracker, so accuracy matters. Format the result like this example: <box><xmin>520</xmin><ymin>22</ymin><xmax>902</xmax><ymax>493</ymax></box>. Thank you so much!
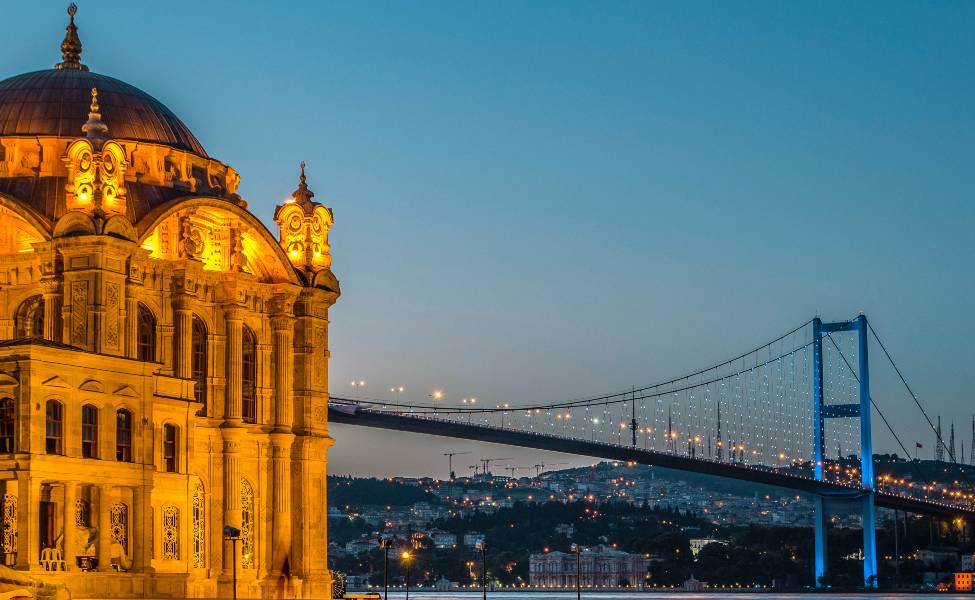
<box><xmin>328</xmin><ymin>455</ymin><xmax>975</xmax><ymax>592</ymax></box>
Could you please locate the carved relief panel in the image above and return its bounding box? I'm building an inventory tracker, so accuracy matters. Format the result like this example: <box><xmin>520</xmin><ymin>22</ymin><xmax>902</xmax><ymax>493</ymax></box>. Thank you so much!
<box><xmin>63</xmin><ymin>139</ymin><xmax>128</xmax><ymax>216</ymax></box>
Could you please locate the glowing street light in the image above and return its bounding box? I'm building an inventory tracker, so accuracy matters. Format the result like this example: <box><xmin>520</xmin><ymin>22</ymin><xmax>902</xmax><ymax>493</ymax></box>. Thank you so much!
<box><xmin>401</xmin><ymin>550</ymin><xmax>413</xmax><ymax>600</ymax></box>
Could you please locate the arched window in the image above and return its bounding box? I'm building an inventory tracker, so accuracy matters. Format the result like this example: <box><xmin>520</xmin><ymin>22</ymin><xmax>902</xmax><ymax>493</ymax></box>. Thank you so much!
<box><xmin>116</xmin><ymin>409</ymin><xmax>132</xmax><ymax>462</ymax></box>
<box><xmin>15</xmin><ymin>296</ymin><xmax>43</xmax><ymax>339</ymax></box>
<box><xmin>192</xmin><ymin>483</ymin><xmax>205</xmax><ymax>568</ymax></box>
<box><xmin>81</xmin><ymin>404</ymin><xmax>98</xmax><ymax>458</ymax></box>
<box><xmin>191</xmin><ymin>316</ymin><xmax>207</xmax><ymax>416</ymax></box>
<box><xmin>45</xmin><ymin>400</ymin><xmax>63</xmax><ymax>454</ymax></box>
<box><xmin>136</xmin><ymin>304</ymin><xmax>156</xmax><ymax>362</ymax></box>
<box><xmin>240</xmin><ymin>479</ymin><xmax>255</xmax><ymax>569</ymax></box>
<box><xmin>0</xmin><ymin>398</ymin><xmax>14</xmax><ymax>453</ymax></box>
<box><xmin>241</xmin><ymin>327</ymin><xmax>257</xmax><ymax>423</ymax></box>
<box><xmin>163</xmin><ymin>424</ymin><xmax>179</xmax><ymax>473</ymax></box>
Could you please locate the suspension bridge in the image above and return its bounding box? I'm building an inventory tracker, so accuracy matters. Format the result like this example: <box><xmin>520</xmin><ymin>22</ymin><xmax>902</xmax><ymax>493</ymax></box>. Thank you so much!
<box><xmin>328</xmin><ymin>314</ymin><xmax>975</xmax><ymax>588</ymax></box>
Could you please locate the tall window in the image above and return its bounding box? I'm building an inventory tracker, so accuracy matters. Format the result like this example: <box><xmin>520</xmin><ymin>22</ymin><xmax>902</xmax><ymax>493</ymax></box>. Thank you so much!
<box><xmin>15</xmin><ymin>296</ymin><xmax>43</xmax><ymax>339</ymax></box>
<box><xmin>110</xmin><ymin>503</ymin><xmax>128</xmax><ymax>553</ymax></box>
<box><xmin>241</xmin><ymin>327</ymin><xmax>257</xmax><ymax>423</ymax></box>
<box><xmin>240</xmin><ymin>479</ymin><xmax>255</xmax><ymax>569</ymax></box>
<box><xmin>0</xmin><ymin>398</ymin><xmax>14</xmax><ymax>453</ymax></box>
<box><xmin>81</xmin><ymin>404</ymin><xmax>98</xmax><ymax>458</ymax></box>
<box><xmin>136</xmin><ymin>304</ymin><xmax>156</xmax><ymax>362</ymax></box>
<box><xmin>162</xmin><ymin>506</ymin><xmax>179</xmax><ymax>560</ymax></box>
<box><xmin>45</xmin><ymin>400</ymin><xmax>63</xmax><ymax>454</ymax></box>
<box><xmin>163</xmin><ymin>424</ymin><xmax>179</xmax><ymax>473</ymax></box>
<box><xmin>116</xmin><ymin>409</ymin><xmax>132</xmax><ymax>462</ymax></box>
<box><xmin>191</xmin><ymin>316</ymin><xmax>207</xmax><ymax>416</ymax></box>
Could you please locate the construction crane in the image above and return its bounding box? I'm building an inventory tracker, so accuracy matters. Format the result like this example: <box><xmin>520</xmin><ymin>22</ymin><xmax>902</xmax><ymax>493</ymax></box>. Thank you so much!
<box><xmin>443</xmin><ymin>451</ymin><xmax>472</xmax><ymax>480</ymax></box>
<box><xmin>468</xmin><ymin>464</ymin><xmax>479</xmax><ymax>477</ymax></box>
<box><xmin>533</xmin><ymin>462</ymin><xmax>569</xmax><ymax>477</ymax></box>
<box><xmin>503</xmin><ymin>465</ymin><xmax>531</xmax><ymax>479</ymax></box>
<box><xmin>480</xmin><ymin>457</ymin><xmax>512</xmax><ymax>477</ymax></box>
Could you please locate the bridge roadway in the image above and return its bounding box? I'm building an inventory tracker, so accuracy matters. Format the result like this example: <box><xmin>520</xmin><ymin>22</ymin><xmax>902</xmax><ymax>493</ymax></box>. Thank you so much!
<box><xmin>328</xmin><ymin>400</ymin><xmax>974</xmax><ymax>520</ymax></box>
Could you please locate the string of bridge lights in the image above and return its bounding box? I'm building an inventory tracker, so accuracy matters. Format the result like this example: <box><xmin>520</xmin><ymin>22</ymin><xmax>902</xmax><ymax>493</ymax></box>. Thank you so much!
<box><xmin>335</xmin><ymin>318</ymin><xmax>975</xmax><ymax>510</ymax></box>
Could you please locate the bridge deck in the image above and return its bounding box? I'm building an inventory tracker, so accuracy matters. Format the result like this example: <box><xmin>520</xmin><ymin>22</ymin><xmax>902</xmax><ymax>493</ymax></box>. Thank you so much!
<box><xmin>329</xmin><ymin>402</ymin><xmax>973</xmax><ymax>520</ymax></box>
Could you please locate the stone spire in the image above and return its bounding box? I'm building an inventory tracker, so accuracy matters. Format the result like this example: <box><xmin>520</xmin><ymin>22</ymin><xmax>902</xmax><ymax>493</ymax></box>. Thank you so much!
<box><xmin>291</xmin><ymin>161</ymin><xmax>315</xmax><ymax>210</ymax></box>
<box><xmin>55</xmin><ymin>4</ymin><xmax>89</xmax><ymax>72</ymax></box>
<box><xmin>82</xmin><ymin>87</ymin><xmax>109</xmax><ymax>144</ymax></box>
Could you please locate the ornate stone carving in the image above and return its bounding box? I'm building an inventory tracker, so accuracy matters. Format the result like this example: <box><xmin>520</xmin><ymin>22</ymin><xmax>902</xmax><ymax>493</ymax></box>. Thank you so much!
<box><xmin>273</xmin><ymin>163</ymin><xmax>334</xmax><ymax>275</ymax></box>
<box><xmin>179</xmin><ymin>215</ymin><xmax>204</xmax><ymax>259</ymax></box>
<box><xmin>71</xmin><ymin>280</ymin><xmax>88</xmax><ymax>344</ymax></box>
<box><xmin>105</xmin><ymin>281</ymin><xmax>119</xmax><ymax>346</ymax></box>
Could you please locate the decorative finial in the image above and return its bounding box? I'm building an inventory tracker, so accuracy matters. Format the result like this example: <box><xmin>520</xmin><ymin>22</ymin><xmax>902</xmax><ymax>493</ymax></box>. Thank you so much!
<box><xmin>82</xmin><ymin>87</ymin><xmax>109</xmax><ymax>144</ymax></box>
<box><xmin>55</xmin><ymin>3</ymin><xmax>88</xmax><ymax>71</ymax></box>
<box><xmin>292</xmin><ymin>161</ymin><xmax>315</xmax><ymax>208</ymax></box>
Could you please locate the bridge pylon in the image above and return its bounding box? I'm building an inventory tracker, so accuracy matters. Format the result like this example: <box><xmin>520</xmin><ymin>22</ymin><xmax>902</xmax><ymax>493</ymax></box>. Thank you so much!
<box><xmin>812</xmin><ymin>314</ymin><xmax>877</xmax><ymax>588</ymax></box>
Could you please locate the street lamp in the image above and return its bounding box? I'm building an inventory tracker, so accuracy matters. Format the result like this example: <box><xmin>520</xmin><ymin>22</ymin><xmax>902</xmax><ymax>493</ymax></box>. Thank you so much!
<box><xmin>223</xmin><ymin>525</ymin><xmax>241</xmax><ymax>600</ymax></box>
<box><xmin>570</xmin><ymin>543</ymin><xmax>582</xmax><ymax>600</ymax></box>
<box><xmin>378</xmin><ymin>534</ymin><xmax>393</xmax><ymax>600</ymax></box>
<box><xmin>475</xmin><ymin>540</ymin><xmax>487</xmax><ymax>600</ymax></box>
<box><xmin>401</xmin><ymin>550</ymin><xmax>412</xmax><ymax>600</ymax></box>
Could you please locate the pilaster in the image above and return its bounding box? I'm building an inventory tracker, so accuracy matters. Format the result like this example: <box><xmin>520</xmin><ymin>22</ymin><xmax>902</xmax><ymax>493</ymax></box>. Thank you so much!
<box><xmin>62</xmin><ymin>482</ymin><xmax>76</xmax><ymax>571</ymax></box>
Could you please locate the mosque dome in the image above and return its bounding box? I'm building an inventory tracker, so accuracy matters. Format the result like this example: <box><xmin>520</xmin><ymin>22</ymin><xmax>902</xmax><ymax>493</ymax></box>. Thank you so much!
<box><xmin>0</xmin><ymin>69</ymin><xmax>207</xmax><ymax>157</ymax></box>
<box><xmin>0</xmin><ymin>4</ymin><xmax>237</xmax><ymax>227</ymax></box>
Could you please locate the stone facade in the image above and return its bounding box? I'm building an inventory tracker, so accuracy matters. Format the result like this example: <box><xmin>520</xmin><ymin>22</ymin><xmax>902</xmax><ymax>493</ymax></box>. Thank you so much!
<box><xmin>0</xmin><ymin>7</ymin><xmax>339</xmax><ymax>599</ymax></box>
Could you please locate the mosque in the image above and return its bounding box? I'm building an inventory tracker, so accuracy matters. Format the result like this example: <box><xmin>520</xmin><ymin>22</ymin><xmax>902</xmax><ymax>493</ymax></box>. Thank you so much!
<box><xmin>0</xmin><ymin>5</ymin><xmax>338</xmax><ymax>598</ymax></box>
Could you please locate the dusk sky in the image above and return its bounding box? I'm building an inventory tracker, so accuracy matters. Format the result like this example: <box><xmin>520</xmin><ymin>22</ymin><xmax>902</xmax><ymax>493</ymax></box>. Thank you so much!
<box><xmin>3</xmin><ymin>1</ymin><xmax>973</xmax><ymax>478</ymax></box>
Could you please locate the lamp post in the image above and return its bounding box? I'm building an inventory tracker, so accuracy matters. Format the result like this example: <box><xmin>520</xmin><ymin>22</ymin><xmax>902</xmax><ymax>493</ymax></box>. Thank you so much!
<box><xmin>475</xmin><ymin>540</ymin><xmax>487</xmax><ymax>600</ymax></box>
<box><xmin>570</xmin><ymin>543</ymin><xmax>581</xmax><ymax>600</ymax></box>
<box><xmin>378</xmin><ymin>534</ymin><xmax>392</xmax><ymax>600</ymax></box>
<box><xmin>223</xmin><ymin>525</ymin><xmax>241</xmax><ymax>600</ymax></box>
<box><xmin>401</xmin><ymin>550</ymin><xmax>412</xmax><ymax>600</ymax></box>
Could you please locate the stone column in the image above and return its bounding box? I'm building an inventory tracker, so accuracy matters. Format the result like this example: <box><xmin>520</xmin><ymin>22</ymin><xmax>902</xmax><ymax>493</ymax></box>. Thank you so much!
<box><xmin>124</xmin><ymin>283</ymin><xmax>139</xmax><ymax>359</ymax></box>
<box><xmin>271</xmin><ymin>314</ymin><xmax>294</xmax><ymax>430</ymax></box>
<box><xmin>41</xmin><ymin>278</ymin><xmax>60</xmax><ymax>342</ymax></box>
<box><xmin>131</xmin><ymin>486</ymin><xmax>146</xmax><ymax>571</ymax></box>
<box><xmin>15</xmin><ymin>475</ymin><xmax>39</xmax><ymax>570</ymax></box>
<box><xmin>269</xmin><ymin>433</ymin><xmax>293</xmax><ymax>576</ymax></box>
<box><xmin>174</xmin><ymin>295</ymin><xmax>193</xmax><ymax>379</ymax></box>
<box><xmin>221</xmin><ymin>430</ymin><xmax>243</xmax><ymax>578</ymax></box>
<box><xmin>224</xmin><ymin>305</ymin><xmax>243</xmax><ymax>422</ymax></box>
<box><xmin>62</xmin><ymin>482</ymin><xmax>76</xmax><ymax>571</ymax></box>
<box><xmin>97</xmin><ymin>485</ymin><xmax>113</xmax><ymax>572</ymax></box>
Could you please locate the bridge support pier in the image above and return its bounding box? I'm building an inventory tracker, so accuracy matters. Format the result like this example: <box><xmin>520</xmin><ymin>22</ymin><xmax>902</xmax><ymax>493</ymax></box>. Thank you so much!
<box><xmin>862</xmin><ymin>492</ymin><xmax>878</xmax><ymax>587</ymax></box>
<box><xmin>813</xmin><ymin>315</ymin><xmax>877</xmax><ymax>589</ymax></box>
<box><xmin>813</xmin><ymin>496</ymin><xmax>827</xmax><ymax>586</ymax></box>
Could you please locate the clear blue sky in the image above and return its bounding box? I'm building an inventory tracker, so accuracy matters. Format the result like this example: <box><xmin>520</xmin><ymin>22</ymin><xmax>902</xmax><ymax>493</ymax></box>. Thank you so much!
<box><xmin>3</xmin><ymin>1</ymin><xmax>973</xmax><ymax>477</ymax></box>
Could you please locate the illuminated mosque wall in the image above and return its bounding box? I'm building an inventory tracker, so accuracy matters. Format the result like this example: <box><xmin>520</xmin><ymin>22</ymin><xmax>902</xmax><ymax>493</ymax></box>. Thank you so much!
<box><xmin>0</xmin><ymin>6</ymin><xmax>339</xmax><ymax>599</ymax></box>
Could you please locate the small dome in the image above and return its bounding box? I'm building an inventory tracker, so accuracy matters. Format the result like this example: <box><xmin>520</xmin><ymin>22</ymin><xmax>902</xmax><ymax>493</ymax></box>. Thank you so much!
<box><xmin>0</xmin><ymin>69</ymin><xmax>207</xmax><ymax>156</ymax></box>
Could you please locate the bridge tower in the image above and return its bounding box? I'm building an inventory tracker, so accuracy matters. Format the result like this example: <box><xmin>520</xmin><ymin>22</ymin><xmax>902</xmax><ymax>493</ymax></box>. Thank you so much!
<box><xmin>812</xmin><ymin>314</ymin><xmax>877</xmax><ymax>588</ymax></box>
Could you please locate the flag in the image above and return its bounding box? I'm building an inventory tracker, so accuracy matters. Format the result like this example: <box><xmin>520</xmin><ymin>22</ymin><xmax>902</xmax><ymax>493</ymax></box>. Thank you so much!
<box><xmin>916</xmin><ymin>442</ymin><xmax>924</xmax><ymax>449</ymax></box>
